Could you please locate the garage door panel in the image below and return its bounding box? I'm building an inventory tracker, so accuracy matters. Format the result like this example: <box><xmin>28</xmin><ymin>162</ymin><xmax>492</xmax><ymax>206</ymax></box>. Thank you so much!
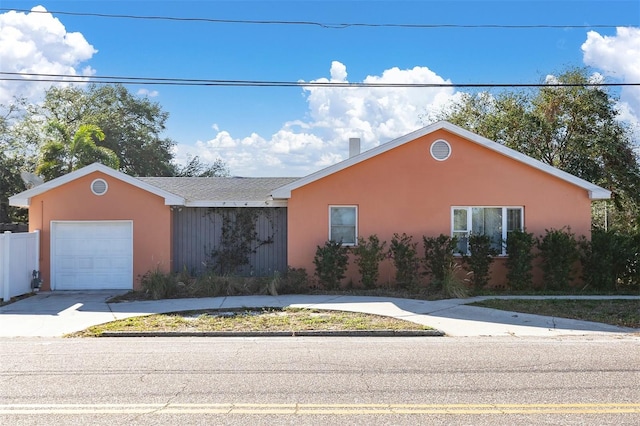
<box><xmin>77</xmin><ymin>257</ymin><xmax>95</xmax><ymax>270</ymax></box>
<box><xmin>52</xmin><ymin>221</ymin><xmax>133</xmax><ymax>290</ymax></box>
<box><xmin>110</xmin><ymin>256</ymin><xmax>131</xmax><ymax>269</ymax></box>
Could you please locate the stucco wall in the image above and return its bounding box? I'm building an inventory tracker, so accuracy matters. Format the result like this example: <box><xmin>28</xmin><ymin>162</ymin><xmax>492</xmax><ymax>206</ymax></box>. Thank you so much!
<box><xmin>287</xmin><ymin>129</ymin><xmax>593</xmax><ymax>287</ymax></box>
<box><xmin>28</xmin><ymin>171</ymin><xmax>172</xmax><ymax>291</ymax></box>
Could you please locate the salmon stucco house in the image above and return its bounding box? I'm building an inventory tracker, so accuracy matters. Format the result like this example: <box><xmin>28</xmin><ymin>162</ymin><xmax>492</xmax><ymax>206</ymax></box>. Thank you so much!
<box><xmin>9</xmin><ymin>121</ymin><xmax>610</xmax><ymax>291</ymax></box>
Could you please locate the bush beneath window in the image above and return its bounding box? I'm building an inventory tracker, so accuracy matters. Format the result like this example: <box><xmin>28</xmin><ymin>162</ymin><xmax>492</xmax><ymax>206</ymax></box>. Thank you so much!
<box><xmin>462</xmin><ymin>234</ymin><xmax>498</xmax><ymax>292</ymax></box>
<box><xmin>423</xmin><ymin>234</ymin><xmax>458</xmax><ymax>290</ymax></box>
<box><xmin>313</xmin><ymin>240</ymin><xmax>350</xmax><ymax>290</ymax></box>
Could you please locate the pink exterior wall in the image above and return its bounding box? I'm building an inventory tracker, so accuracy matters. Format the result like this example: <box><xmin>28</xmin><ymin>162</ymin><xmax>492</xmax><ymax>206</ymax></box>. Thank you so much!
<box><xmin>287</xmin><ymin>129</ymin><xmax>593</xmax><ymax>287</ymax></box>
<box><xmin>28</xmin><ymin>171</ymin><xmax>172</xmax><ymax>291</ymax></box>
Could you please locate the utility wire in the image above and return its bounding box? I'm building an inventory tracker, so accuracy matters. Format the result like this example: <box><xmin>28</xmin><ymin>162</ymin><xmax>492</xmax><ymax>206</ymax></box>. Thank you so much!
<box><xmin>1</xmin><ymin>72</ymin><xmax>639</xmax><ymax>88</ymax></box>
<box><xmin>0</xmin><ymin>7</ymin><xmax>632</xmax><ymax>29</ymax></box>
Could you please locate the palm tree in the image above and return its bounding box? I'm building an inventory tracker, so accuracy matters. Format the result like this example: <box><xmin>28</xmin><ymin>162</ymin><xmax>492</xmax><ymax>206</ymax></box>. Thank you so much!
<box><xmin>36</xmin><ymin>122</ymin><xmax>119</xmax><ymax>181</ymax></box>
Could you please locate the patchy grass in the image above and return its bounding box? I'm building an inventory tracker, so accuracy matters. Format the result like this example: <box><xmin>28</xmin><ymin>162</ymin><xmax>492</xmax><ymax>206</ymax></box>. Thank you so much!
<box><xmin>70</xmin><ymin>307</ymin><xmax>433</xmax><ymax>337</ymax></box>
<box><xmin>470</xmin><ymin>299</ymin><xmax>640</xmax><ymax>328</ymax></box>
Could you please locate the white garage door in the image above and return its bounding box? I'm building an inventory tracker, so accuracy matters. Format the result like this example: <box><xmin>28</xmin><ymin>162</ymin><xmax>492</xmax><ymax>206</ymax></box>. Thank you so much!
<box><xmin>51</xmin><ymin>221</ymin><xmax>133</xmax><ymax>290</ymax></box>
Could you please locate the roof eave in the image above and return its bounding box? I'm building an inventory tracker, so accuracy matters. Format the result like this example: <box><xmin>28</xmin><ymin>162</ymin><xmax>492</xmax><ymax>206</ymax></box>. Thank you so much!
<box><xmin>8</xmin><ymin>195</ymin><xmax>29</xmax><ymax>208</ymax></box>
<box><xmin>589</xmin><ymin>188</ymin><xmax>612</xmax><ymax>200</ymax></box>
<box><xmin>8</xmin><ymin>163</ymin><xmax>185</xmax><ymax>207</ymax></box>
<box><xmin>184</xmin><ymin>200</ymin><xmax>288</xmax><ymax>208</ymax></box>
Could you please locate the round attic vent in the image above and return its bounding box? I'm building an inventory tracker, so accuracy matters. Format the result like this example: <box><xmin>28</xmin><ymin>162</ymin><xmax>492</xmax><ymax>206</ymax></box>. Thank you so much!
<box><xmin>91</xmin><ymin>178</ymin><xmax>108</xmax><ymax>196</ymax></box>
<box><xmin>430</xmin><ymin>139</ymin><xmax>451</xmax><ymax>161</ymax></box>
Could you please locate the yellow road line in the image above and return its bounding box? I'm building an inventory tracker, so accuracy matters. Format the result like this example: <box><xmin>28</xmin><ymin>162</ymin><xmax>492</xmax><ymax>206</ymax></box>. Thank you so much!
<box><xmin>0</xmin><ymin>402</ymin><xmax>638</xmax><ymax>415</ymax></box>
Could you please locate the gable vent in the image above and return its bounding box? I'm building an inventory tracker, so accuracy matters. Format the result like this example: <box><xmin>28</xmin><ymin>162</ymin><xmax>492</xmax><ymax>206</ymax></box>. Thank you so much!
<box><xmin>91</xmin><ymin>178</ymin><xmax>108</xmax><ymax>196</ymax></box>
<box><xmin>430</xmin><ymin>139</ymin><xmax>451</xmax><ymax>161</ymax></box>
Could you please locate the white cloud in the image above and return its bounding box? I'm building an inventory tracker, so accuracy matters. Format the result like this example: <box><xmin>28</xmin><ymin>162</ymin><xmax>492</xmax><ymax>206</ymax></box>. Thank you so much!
<box><xmin>179</xmin><ymin>61</ymin><xmax>458</xmax><ymax>176</ymax></box>
<box><xmin>137</xmin><ymin>89</ymin><xmax>159</xmax><ymax>97</ymax></box>
<box><xmin>0</xmin><ymin>6</ymin><xmax>97</xmax><ymax>104</ymax></box>
<box><xmin>582</xmin><ymin>27</ymin><xmax>640</xmax><ymax>135</ymax></box>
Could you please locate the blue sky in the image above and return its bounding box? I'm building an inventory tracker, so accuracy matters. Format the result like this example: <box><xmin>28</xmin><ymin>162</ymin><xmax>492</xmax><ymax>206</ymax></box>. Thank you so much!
<box><xmin>1</xmin><ymin>1</ymin><xmax>639</xmax><ymax>176</ymax></box>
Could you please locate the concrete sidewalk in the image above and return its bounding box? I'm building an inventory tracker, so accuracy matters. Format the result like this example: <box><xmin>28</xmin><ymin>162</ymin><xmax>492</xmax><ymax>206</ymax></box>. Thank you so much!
<box><xmin>0</xmin><ymin>291</ymin><xmax>638</xmax><ymax>338</ymax></box>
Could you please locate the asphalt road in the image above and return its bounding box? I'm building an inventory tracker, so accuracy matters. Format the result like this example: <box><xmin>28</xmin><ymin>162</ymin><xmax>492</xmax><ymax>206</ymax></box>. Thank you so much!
<box><xmin>1</xmin><ymin>336</ymin><xmax>639</xmax><ymax>425</ymax></box>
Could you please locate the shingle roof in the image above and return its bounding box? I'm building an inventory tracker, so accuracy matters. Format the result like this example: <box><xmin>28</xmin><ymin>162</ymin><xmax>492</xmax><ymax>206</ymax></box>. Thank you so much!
<box><xmin>137</xmin><ymin>176</ymin><xmax>298</xmax><ymax>207</ymax></box>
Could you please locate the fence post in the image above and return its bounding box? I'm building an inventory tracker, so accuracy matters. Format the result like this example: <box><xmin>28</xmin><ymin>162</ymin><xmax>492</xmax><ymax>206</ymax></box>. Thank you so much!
<box><xmin>3</xmin><ymin>231</ymin><xmax>10</xmax><ymax>302</ymax></box>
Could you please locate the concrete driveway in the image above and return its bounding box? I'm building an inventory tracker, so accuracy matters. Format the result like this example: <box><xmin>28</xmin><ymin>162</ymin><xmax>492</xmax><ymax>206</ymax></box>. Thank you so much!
<box><xmin>0</xmin><ymin>291</ymin><xmax>638</xmax><ymax>338</ymax></box>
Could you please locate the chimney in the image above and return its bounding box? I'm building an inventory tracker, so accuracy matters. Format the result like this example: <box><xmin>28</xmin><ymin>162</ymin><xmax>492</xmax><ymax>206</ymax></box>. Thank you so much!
<box><xmin>349</xmin><ymin>137</ymin><xmax>361</xmax><ymax>158</ymax></box>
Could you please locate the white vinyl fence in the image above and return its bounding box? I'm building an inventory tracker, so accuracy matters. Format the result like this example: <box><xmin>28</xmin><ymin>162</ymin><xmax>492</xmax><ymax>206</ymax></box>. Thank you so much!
<box><xmin>0</xmin><ymin>230</ymin><xmax>40</xmax><ymax>302</ymax></box>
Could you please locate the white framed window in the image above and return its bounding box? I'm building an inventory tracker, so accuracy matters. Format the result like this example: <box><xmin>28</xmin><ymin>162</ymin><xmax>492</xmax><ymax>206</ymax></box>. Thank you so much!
<box><xmin>329</xmin><ymin>205</ymin><xmax>357</xmax><ymax>246</ymax></box>
<box><xmin>452</xmin><ymin>206</ymin><xmax>523</xmax><ymax>255</ymax></box>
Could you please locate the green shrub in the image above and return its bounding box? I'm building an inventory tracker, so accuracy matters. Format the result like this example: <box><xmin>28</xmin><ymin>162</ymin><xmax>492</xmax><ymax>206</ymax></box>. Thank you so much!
<box><xmin>423</xmin><ymin>234</ymin><xmax>458</xmax><ymax>290</ymax></box>
<box><xmin>388</xmin><ymin>233</ymin><xmax>420</xmax><ymax>289</ymax></box>
<box><xmin>352</xmin><ymin>235</ymin><xmax>387</xmax><ymax>289</ymax></box>
<box><xmin>579</xmin><ymin>229</ymin><xmax>640</xmax><ymax>291</ymax></box>
<box><xmin>313</xmin><ymin>240</ymin><xmax>349</xmax><ymax>290</ymax></box>
<box><xmin>140</xmin><ymin>267</ymin><xmax>178</xmax><ymax>300</ymax></box>
<box><xmin>441</xmin><ymin>261</ymin><xmax>469</xmax><ymax>299</ymax></box>
<box><xmin>276</xmin><ymin>267</ymin><xmax>310</xmax><ymax>294</ymax></box>
<box><xmin>506</xmin><ymin>229</ymin><xmax>535</xmax><ymax>290</ymax></box>
<box><xmin>462</xmin><ymin>233</ymin><xmax>498</xmax><ymax>291</ymax></box>
<box><xmin>537</xmin><ymin>227</ymin><xmax>579</xmax><ymax>291</ymax></box>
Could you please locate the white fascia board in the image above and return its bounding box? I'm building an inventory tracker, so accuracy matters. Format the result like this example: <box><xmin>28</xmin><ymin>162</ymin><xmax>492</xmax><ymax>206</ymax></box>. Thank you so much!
<box><xmin>8</xmin><ymin>163</ymin><xmax>185</xmax><ymax>207</ymax></box>
<box><xmin>270</xmin><ymin>121</ymin><xmax>611</xmax><ymax>201</ymax></box>
<box><xmin>184</xmin><ymin>200</ymin><xmax>288</xmax><ymax>208</ymax></box>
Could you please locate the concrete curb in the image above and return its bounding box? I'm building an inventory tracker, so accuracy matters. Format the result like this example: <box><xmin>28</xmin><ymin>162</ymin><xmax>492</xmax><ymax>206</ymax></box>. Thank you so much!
<box><xmin>98</xmin><ymin>329</ymin><xmax>446</xmax><ymax>338</ymax></box>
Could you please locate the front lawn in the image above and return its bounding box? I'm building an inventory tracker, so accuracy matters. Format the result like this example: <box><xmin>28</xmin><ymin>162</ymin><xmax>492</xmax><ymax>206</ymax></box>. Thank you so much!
<box><xmin>470</xmin><ymin>299</ymin><xmax>640</xmax><ymax>328</ymax></box>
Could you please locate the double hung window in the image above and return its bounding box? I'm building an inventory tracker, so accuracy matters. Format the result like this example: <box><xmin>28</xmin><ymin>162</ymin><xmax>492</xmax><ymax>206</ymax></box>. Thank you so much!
<box><xmin>452</xmin><ymin>207</ymin><xmax>523</xmax><ymax>255</ymax></box>
<box><xmin>329</xmin><ymin>206</ymin><xmax>357</xmax><ymax>246</ymax></box>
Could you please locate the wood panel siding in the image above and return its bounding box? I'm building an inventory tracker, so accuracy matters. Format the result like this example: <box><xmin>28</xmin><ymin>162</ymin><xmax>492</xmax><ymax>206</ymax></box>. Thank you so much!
<box><xmin>172</xmin><ymin>207</ymin><xmax>287</xmax><ymax>276</ymax></box>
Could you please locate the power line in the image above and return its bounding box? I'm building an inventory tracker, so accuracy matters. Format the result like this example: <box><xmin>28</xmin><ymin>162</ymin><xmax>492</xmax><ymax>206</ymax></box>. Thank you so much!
<box><xmin>0</xmin><ymin>7</ymin><xmax>633</xmax><ymax>29</ymax></box>
<box><xmin>1</xmin><ymin>72</ymin><xmax>639</xmax><ymax>88</ymax></box>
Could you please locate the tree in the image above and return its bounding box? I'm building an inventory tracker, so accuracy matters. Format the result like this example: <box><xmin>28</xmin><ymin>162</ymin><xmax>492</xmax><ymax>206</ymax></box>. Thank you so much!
<box><xmin>36</xmin><ymin>122</ymin><xmax>119</xmax><ymax>181</ymax></box>
<box><xmin>29</xmin><ymin>84</ymin><xmax>177</xmax><ymax>177</ymax></box>
<box><xmin>83</xmin><ymin>85</ymin><xmax>177</xmax><ymax>176</ymax></box>
<box><xmin>437</xmin><ymin>67</ymin><xmax>640</xmax><ymax>230</ymax></box>
<box><xmin>0</xmin><ymin>99</ymin><xmax>31</xmax><ymax>223</ymax></box>
<box><xmin>2</xmin><ymin>85</ymin><xmax>231</xmax><ymax>220</ymax></box>
<box><xmin>174</xmin><ymin>155</ymin><xmax>230</xmax><ymax>177</ymax></box>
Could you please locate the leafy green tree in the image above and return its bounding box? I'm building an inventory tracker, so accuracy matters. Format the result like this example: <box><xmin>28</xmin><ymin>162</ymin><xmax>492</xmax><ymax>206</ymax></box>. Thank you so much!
<box><xmin>174</xmin><ymin>155</ymin><xmax>230</xmax><ymax>177</ymax></box>
<box><xmin>36</xmin><ymin>122</ymin><xmax>119</xmax><ymax>181</ymax></box>
<box><xmin>437</xmin><ymin>67</ymin><xmax>640</xmax><ymax>230</ymax></box>
<box><xmin>83</xmin><ymin>84</ymin><xmax>177</xmax><ymax>176</ymax></box>
<box><xmin>0</xmin><ymin>99</ymin><xmax>31</xmax><ymax>223</ymax></box>
<box><xmin>26</xmin><ymin>84</ymin><xmax>177</xmax><ymax>177</ymax></box>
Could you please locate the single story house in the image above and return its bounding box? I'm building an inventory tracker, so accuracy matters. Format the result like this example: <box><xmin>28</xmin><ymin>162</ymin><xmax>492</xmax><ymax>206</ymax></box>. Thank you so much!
<box><xmin>9</xmin><ymin>121</ymin><xmax>610</xmax><ymax>291</ymax></box>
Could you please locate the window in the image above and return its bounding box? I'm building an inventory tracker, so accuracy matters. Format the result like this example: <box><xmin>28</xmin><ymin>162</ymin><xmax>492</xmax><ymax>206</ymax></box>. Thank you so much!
<box><xmin>329</xmin><ymin>206</ymin><xmax>357</xmax><ymax>245</ymax></box>
<box><xmin>452</xmin><ymin>207</ymin><xmax>523</xmax><ymax>255</ymax></box>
